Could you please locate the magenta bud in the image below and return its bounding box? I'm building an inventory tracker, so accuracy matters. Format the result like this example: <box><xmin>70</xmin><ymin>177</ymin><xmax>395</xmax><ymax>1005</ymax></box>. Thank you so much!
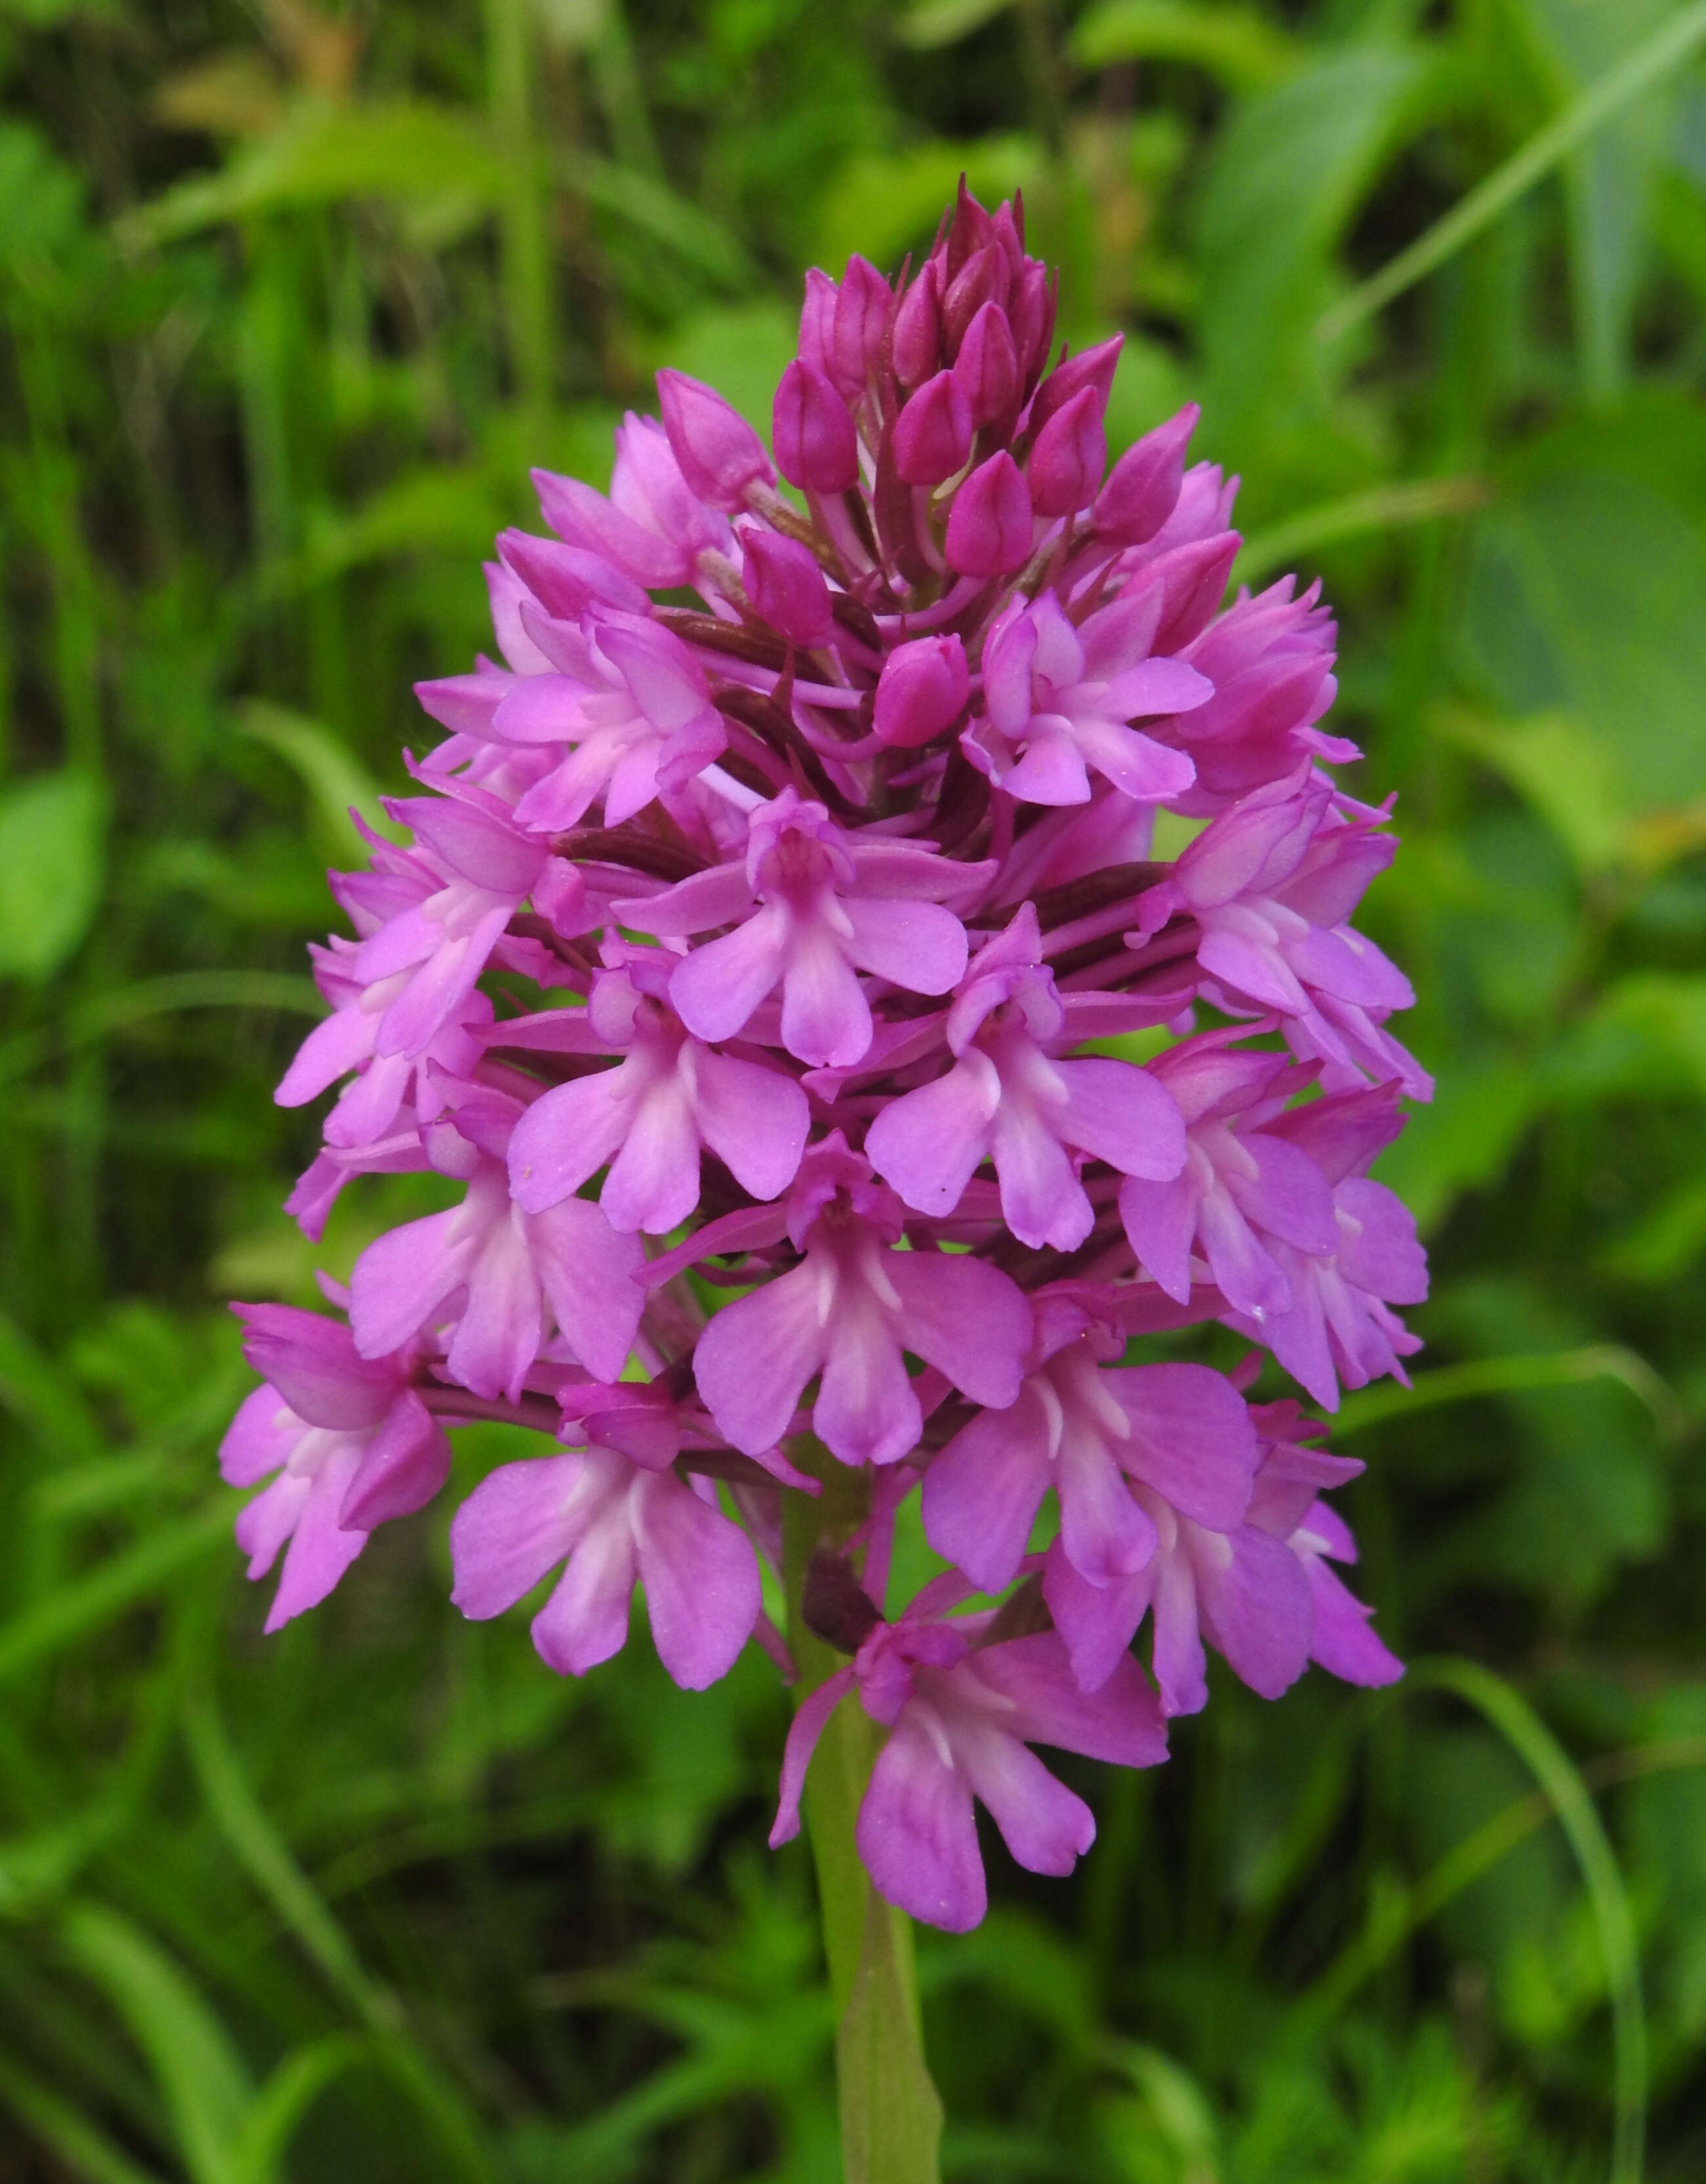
<box><xmin>656</xmin><ymin>369</ymin><xmax>774</xmax><ymax>511</ymax></box>
<box><xmin>893</xmin><ymin>261</ymin><xmax>943</xmax><ymax>388</ymax></box>
<box><xmin>741</xmin><ymin>526</ymin><xmax>834</xmax><ymax>648</ymax></box>
<box><xmin>773</xmin><ymin>360</ymin><xmax>860</xmax><ymax>493</ymax></box>
<box><xmin>1092</xmin><ymin>402</ymin><xmax>1199</xmax><ymax>546</ymax></box>
<box><xmin>1027</xmin><ymin>385</ymin><xmax>1108</xmax><ymax>518</ymax></box>
<box><xmin>944</xmin><ymin>451</ymin><xmax>1032</xmax><ymax>578</ymax></box>
<box><xmin>943</xmin><ymin>243</ymin><xmax>1010</xmax><ymax>362</ymax></box>
<box><xmin>991</xmin><ymin>198</ymin><xmax>1026</xmax><ymax>275</ymax></box>
<box><xmin>1009</xmin><ymin>261</ymin><xmax>1055</xmax><ymax>389</ymax></box>
<box><xmin>1027</xmin><ymin>333</ymin><xmax>1123</xmax><ymax>442</ymax></box>
<box><xmin>952</xmin><ymin>301</ymin><xmax>1020</xmax><ymax>429</ymax></box>
<box><xmin>798</xmin><ymin>267</ymin><xmax>838</xmax><ymax>379</ymax></box>
<box><xmin>943</xmin><ymin>175</ymin><xmax>995</xmax><ymax>284</ymax></box>
<box><xmin>873</xmin><ymin>633</ymin><xmax>970</xmax><ymax>748</ymax></box>
<box><xmin>831</xmin><ymin>255</ymin><xmax>891</xmax><ymax>396</ymax></box>
<box><xmin>892</xmin><ymin>370</ymin><xmax>973</xmax><ymax>486</ymax></box>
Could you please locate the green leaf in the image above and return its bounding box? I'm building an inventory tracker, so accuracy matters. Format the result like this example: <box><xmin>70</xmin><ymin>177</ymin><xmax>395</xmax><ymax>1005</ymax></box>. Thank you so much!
<box><xmin>0</xmin><ymin>2049</ymin><xmax>163</xmax><ymax>2184</ymax></box>
<box><xmin>61</xmin><ymin>1900</ymin><xmax>254</xmax><ymax>2184</ymax></box>
<box><xmin>117</xmin><ymin>100</ymin><xmax>509</xmax><ymax>247</ymax></box>
<box><xmin>1195</xmin><ymin>45</ymin><xmax>1435</xmax><ymax>448</ymax></box>
<box><xmin>1438</xmin><ymin>709</ymin><xmax>1633</xmax><ymax>873</ymax></box>
<box><xmin>0</xmin><ymin>1505</ymin><xmax>232</xmax><ymax>1689</ymax></box>
<box><xmin>1458</xmin><ymin>471</ymin><xmax>1706</xmax><ymax>813</ymax></box>
<box><xmin>1072</xmin><ymin>0</ymin><xmax>1299</xmax><ymax>91</ymax></box>
<box><xmin>0</xmin><ymin>769</ymin><xmax>106</xmax><ymax>981</ymax></box>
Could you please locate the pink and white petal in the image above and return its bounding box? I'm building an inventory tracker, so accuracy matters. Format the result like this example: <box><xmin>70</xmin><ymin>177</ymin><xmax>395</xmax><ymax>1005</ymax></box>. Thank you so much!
<box><xmin>526</xmin><ymin>1196</ymin><xmax>647</xmax><ymax>1381</ymax></box>
<box><xmin>1149</xmin><ymin>1548</ymin><xmax>1209</xmax><ymax>1716</ymax></box>
<box><xmin>865</xmin><ymin>1055</ymin><xmax>999</xmax><ymax>1218</ymax></box>
<box><xmin>779</xmin><ymin>923</ymin><xmax>873</xmax><ymax>1069</ymax></box>
<box><xmin>950</xmin><ymin>1713</ymin><xmax>1094</xmax><ymax>1878</ymax></box>
<box><xmin>599</xmin><ymin>1077</ymin><xmax>703</xmax><ymax>1234</ymax></box>
<box><xmin>632</xmin><ymin>1470</ymin><xmax>761</xmax><ymax>1689</ymax></box>
<box><xmin>770</xmin><ymin>1667</ymin><xmax>857</xmax><ymax>1847</ymax></box>
<box><xmin>349</xmin><ymin>1208</ymin><xmax>469</xmax><ymax>1359</ymax></box>
<box><xmin>1230</xmin><ymin>1132</ymin><xmax>1339</xmax><ymax>1256</ymax></box>
<box><xmin>980</xmin><ymin>1629</ymin><xmax>1169</xmax><ymax>1767</ymax></box>
<box><xmin>1117</xmin><ymin>1173</ymin><xmax>1199</xmax><ymax>1303</ymax></box>
<box><xmin>323</xmin><ymin>1051</ymin><xmax>413</xmax><ymax>1150</ymax></box>
<box><xmin>530</xmin><ymin>1504</ymin><xmax>638</xmax><ymax>1675</ymax></box>
<box><xmin>220</xmin><ymin>1385</ymin><xmax>299</xmax><ymax>1488</ymax></box>
<box><xmin>262</xmin><ymin>1452</ymin><xmax>367</xmax><ymax>1632</ymax></box>
<box><xmin>1304</xmin><ymin>1555</ymin><xmax>1404</xmax><ymax>1687</ymax></box>
<box><xmin>446</xmin><ymin>1215</ymin><xmax>543</xmax><ymax>1402</ymax></box>
<box><xmin>669</xmin><ymin>908</ymin><xmax>789</xmax><ymax>1043</ymax></box>
<box><xmin>922</xmin><ymin>1386</ymin><xmax>1053</xmax><ymax>1593</ymax></box>
<box><xmin>1053</xmin><ymin>1057</ymin><xmax>1186</xmax><ymax>1182</ymax></box>
<box><xmin>507</xmin><ymin>1067</ymin><xmax>636</xmax><ymax>1215</ymax></box>
<box><xmin>276</xmin><ymin>1007</ymin><xmax>377</xmax><ymax>1107</ymax></box>
<box><xmin>234</xmin><ymin>1468</ymin><xmax>312</xmax><ymax>1579</ymax></box>
<box><xmin>688</xmin><ymin>1048</ymin><xmax>810</xmax><ymax>1203</ymax></box>
<box><xmin>884</xmin><ymin>1251</ymin><xmax>1032</xmax><ymax>1412</ymax></box>
<box><xmin>449</xmin><ymin>1452</ymin><xmax>606</xmax><ymax>1618</ymax></box>
<box><xmin>1197</xmin><ymin>1186</ymin><xmax>1293</xmax><ymax>1320</ymax></box>
<box><xmin>814</xmin><ymin>1292</ymin><xmax>921</xmax><ymax>1466</ymax></box>
<box><xmin>1073</xmin><ymin>718</ymin><xmax>1196</xmax><ymax>805</ymax></box>
<box><xmin>694</xmin><ymin>1260</ymin><xmax>827</xmax><ymax>1456</ymax></box>
<box><xmin>1110</xmin><ymin>1362</ymin><xmax>1259</xmax><ymax>1530</ymax></box>
<box><xmin>843</xmin><ymin>897</ymin><xmax>969</xmax><ymax>997</ymax></box>
<box><xmin>856</xmin><ymin>1702</ymin><xmax>987</xmax><ymax>1933</ymax></box>
<box><xmin>1334</xmin><ymin>1179</ymin><xmax>1428</xmax><ymax>1305</ymax></box>
<box><xmin>1056</xmin><ymin>1425</ymin><xmax>1158</xmax><ymax>1587</ymax></box>
<box><xmin>1001</xmin><ymin>724</ymin><xmax>1092</xmax><ymax>806</ymax></box>
<box><xmin>1043</xmin><ymin>1546</ymin><xmax>1153</xmax><ymax>1695</ymax></box>
<box><xmin>989</xmin><ymin>1099</ymin><xmax>1094</xmax><ymax>1251</ymax></box>
<box><xmin>339</xmin><ymin>1392</ymin><xmax>451</xmax><ymax>1530</ymax></box>
<box><xmin>1196</xmin><ymin>1524</ymin><xmax>1314</xmax><ymax>1700</ymax></box>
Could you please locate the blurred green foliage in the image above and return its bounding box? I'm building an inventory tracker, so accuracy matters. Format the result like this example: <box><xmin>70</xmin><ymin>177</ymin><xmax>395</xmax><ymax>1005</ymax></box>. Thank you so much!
<box><xmin>2</xmin><ymin>0</ymin><xmax>1706</xmax><ymax>2175</ymax></box>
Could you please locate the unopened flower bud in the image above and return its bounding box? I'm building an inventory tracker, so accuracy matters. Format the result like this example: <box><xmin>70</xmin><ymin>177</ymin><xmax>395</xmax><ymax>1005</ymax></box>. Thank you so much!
<box><xmin>943</xmin><ymin>173</ymin><xmax>995</xmax><ymax>282</ymax></box>
<box><xmin>943</xmin><ymin>243</ymin><xmax>1010</xmax><ymax>360</ymax></box>
<box><xmin>953</xmin><ymin>300</ymin><xmax>1020</xmax><ymax>428</ymax></box>
<box><xmin>774</xmin><ymin>360</ymin><xmax>860</xmax><ymax>493</ymax></box>
<box><xmin>1027</xmin><ymin>333</ymin><xmax>1123</xmax><ymax>442</ymax></box>
<box><xmin>873</xmin><ymin>633</ymin><xmax>970</xmax><ymax>747</ymax></box>
<box><xmin>892</xmin><ymin>370</ymin><xmax>973</xmax><ymax>486</ymax></box>
<box><xmin>893</xmin><ymin>261</ymin><xmax>943</xmax><ymax>388</ymax></box>
<box><xmin>798</xmin><ymin>268</ymin><xmax>838</xmax><ymax>379</ymax></box>
<box><xmin>1092</xmin><ymin>403</ymin><xmax>1199</xmax><ymax>546</ymax></box>
<box><xmin>741</xmin><ymin>526</ymin><xmax>834</xmax><ymax>648</ymax></box>
<box><xmin>944</xmin><ymin>452</ymin><xmax>1031</xmax><ymax>577</ymax></box>
<box><xmin>831</xmin><ymin>255</ymin><xmax>891</xmax><ymax>396</ymax></box>
<box><xmin>1027</xmin><ymin>385</ymin><xmax>1107</xmax><ymax>518</ymax></box>
<box><xmin>656</xmin><ymin>369</ymin><xmax>774</xmax><ymax>511</ymax></box>
<box><xmin>1009</xmin><ymin>261</ymin><xmax>1056</xmax><ymax>390</ymax></box>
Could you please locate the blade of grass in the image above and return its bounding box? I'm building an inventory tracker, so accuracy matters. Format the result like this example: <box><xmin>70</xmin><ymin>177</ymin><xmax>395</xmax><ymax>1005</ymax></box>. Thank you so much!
<box><xmin>0</xmin><ymin>971</ymin><xmax>320</xmax><ymax>1089</ymax></box>
<box><xmin>0</xmin><ymin>2049</ymin><xmax>164</xmax><ymax>2184</ymax></box>
<box><xmin>1317</xmin><ymin>0</ymin><xmax>1706</xmax><ymax>343</ymax></box>
<box><xmin>1333</xmin><ymin>1344</ymin><xmax>1682</xmax><ymax>1441</ymax></box>
<box><xmin>180</xmin><ymin>1691</ymin><xmax>499</xmax><ymax>2184</ymax></box>
<box><xmin>1237</xmin><ymin>476</ymin><xmax>1488</xmax><ymax>585</ymax></box>
<box><xmin>0</xmin><ymin>1503</ymin><xmax>231</xmax><ymax>1689</ymax></box>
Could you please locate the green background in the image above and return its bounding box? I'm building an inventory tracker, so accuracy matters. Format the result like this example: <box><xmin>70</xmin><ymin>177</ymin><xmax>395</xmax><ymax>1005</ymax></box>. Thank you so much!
<box><xmin>2</xmin><ymin>0</ymin><xmax>1705</xmax><ymax>2175</ymax></box>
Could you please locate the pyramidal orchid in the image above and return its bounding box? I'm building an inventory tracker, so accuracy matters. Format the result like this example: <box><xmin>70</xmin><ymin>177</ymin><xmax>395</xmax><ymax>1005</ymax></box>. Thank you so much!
<box><xmin>224</xmin><ymin>187</ymin><xmax>1421</xmax><ymax>2095</ymax></box>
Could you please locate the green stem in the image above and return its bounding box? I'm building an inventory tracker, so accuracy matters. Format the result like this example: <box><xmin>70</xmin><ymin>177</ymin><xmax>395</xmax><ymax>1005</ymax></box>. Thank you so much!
<box><xmin>782</xmin><ymin>1458</ymin><xmax>943</xmax><ymax>2184</ymax></box>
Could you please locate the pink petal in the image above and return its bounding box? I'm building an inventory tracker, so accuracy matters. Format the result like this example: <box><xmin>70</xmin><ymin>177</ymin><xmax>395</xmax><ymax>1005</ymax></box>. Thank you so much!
<box><xmin>1117</xmin><ymin>1173</ymin><xmax>1199</xmax><ymax>1303</ymax></box>
<box><xmin>531</xmin><ymin>1501</ymin><xmax>638</xmax><ymax>1675</ymax></box>
<box><xmin>349</xmin><ymin>1208</ymin><xmax>470</xmax><ymax>1360</ymax></box>
<box><xmin>951</xmin><ymin>1713</ymin><xmax>1094</xmax><ymax>1878</ymax></box>
<box><xmin>856</xmin><ymin>1702</ymin><xmax>986</xmax><ymax>1932</ymax></box>
<box><xmin>1111</xmin><ymin>1362</ymin><xmax>1258</xmax><ymax>1531</ymax></box>
<box><xmin>770</xmin><ymin>1667</ymin><xmax>857</xmax><ymax>1847</ymax></box>
<box><xmin>632</xmin><ymin>1470</ymin><xmax>761</xmax><ymax>1689</ymax></box>
<box><xmin>843</xmin><ymin>896</ymin><xmax>969</xmax><ymax>996</ymax></box>
<box><xmin>694</xmin><ymin>1260</ymin><xmax>827</xmax><ymax>1456</ymax></box>
<box><xmin>1197</xmin><ymin>1524</ymin><xmax>1314</xmax><ymax>1700</ymax></box>
<box><xmin>779</xmin><ymin>921</ymin><xmax>873</xmax><ymax>1068</ymax></box>
<box><xmin>989</xmin><ymin>1098</ymin><xmax>1093</xmax><ymax>1251</ymax></box>
<box><xmin>864</xmin><ymin>1053</ymin><xmax>999</xmax><ymax>1218</ymax></box>
<box><xmin>449</xmin><ymin>1454</ymin><xmax>589</xmax><ymax>1617</ymax></box>
<box><xmin>923</xmin><ymin>1384</ymin><xmax>1052</xmax><ymax>1593</ymax></box>
<box><xmin>1054</xmin><ymin>1057</ymin><xmax>1186</xmax><ymax>1182</ymax></box>
<box><xmin>669</xmin><ymin>908</ymin><xmax>789</xmax><ymax>1043</ymax></box>
<box><xmin>884</xmin><ymin>1251</ymin><xmax>1031</xmax><ymax>1412</ymax></box>
<box><xmin>507</xmin><ymin>1067</ymin><xmax>635</xmax><ymax>1215</ymax></box>
<box><xmin>815</xmin><ymin>1288</ymin><xmax>921</xmax><ymax>1466</ymax></box>
<box><xmin>687</xmin><ymin>1047</ymin><xmax>810</xmax><ymax>1204</ymax></box>
<box><xmin>526</xmin><ymin>1196</ymin><xmax>647</xmax><ymax>1381</ymax></box>
<box><xmin>600</xmin><ymin>1076</ymin><xmax>702</xmax><ymax>1234</ymax></box>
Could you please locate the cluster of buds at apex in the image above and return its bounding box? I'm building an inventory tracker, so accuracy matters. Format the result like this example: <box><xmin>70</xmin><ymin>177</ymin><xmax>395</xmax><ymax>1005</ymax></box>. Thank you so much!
<box><xmin>222</xmin><ymin>180</ymin><xmax>1423</xmax><ymax>1935</ymax></box>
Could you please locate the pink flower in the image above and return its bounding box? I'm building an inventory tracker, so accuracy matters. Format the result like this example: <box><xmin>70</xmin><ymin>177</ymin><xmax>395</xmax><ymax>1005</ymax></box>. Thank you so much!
<box><xmin>449</xmin><ymin>1438</ymin><xmax>760</xmax><ymax>1689</ymax></box>
<box><xmin>618</xmin><ymin>789</ymin><xmax>979</xmax><ymax>1070</ymax></box>
<box><xmin>693</xmin><ymin>1141</ymin><xmax>1032</xmax><ymax>1465</ymax></box>
<box><xmin>967</xmin><ymin>590</ymin><xmax>1211</xmax><ymax>806</ymax></box>
<box><xmin>220</xmin><ymin>1307</ymin><xmax>451</xmax><ymax>1631</ymax></box>
<box><xmin>772</xmin><ymin>1593</ymin><xmax>1167</xmax><ymax>1932</ymax></box>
